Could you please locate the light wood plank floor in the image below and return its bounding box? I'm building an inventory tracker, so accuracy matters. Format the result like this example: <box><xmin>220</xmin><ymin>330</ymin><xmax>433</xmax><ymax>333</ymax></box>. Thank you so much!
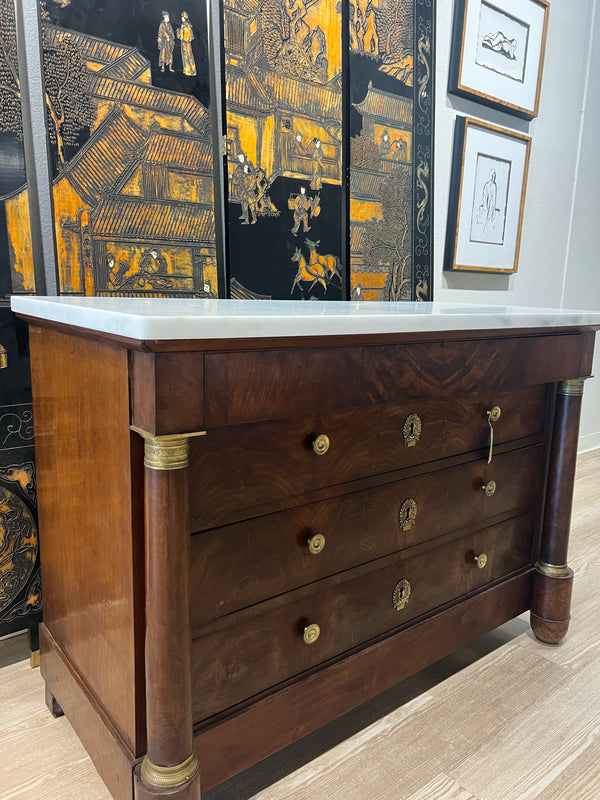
<box><xmin>1</xmin><ymin>450</ymin><xmax>599</xmax><ymax>800</ymax></box>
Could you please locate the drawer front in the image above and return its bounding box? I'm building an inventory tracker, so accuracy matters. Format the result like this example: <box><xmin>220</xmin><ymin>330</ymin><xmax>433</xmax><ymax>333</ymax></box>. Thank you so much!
<box><xmin>203</xmin><ymin>333</ymin><xmax>588</xmax><ymax>426</ymax></box>
<box><xmin>190</xmin><ymin>385</ymin><xmax>547</xmax><ymax>530</ymax></box>
<box><xmin>190</xmin><ymin>513</ymin><xmax>534</xmax><ymax>722</ymax></box>
<box><xmin>190</xmin><ymin>445</ymin><xmax>544</xmax><ymax>626</ymax></box>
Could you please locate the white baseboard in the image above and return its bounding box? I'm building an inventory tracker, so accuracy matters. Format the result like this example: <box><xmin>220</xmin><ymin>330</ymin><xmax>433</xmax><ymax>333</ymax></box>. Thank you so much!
<box><xmin>578</xmin><ymin>432</ymin><xmax>600</xmax><ymax>453</ymax></box>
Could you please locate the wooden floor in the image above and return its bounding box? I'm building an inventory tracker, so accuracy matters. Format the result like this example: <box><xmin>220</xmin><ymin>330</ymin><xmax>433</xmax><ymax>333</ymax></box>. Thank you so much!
<box><xmin>1</xmin><ymin>450</ymin><xmax>599</xmax><ymax>800</ymax></box>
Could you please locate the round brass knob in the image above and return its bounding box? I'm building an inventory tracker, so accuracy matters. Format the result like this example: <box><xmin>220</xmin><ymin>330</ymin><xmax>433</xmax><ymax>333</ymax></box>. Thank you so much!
<box><xmin>312</xmin><ymin>434</ymin><xmax>330</xmax><ymax>455</ymax></box>
<box><xmin>303</xmin><ymin>623</ymin><xmax>321</xmax><ymax>644</ymax></box>
<box><xmin>481</xmin><ymin>480</ymin><xmax>497</xmax><ymax>497</ymax></box>
<box><xmin>487</xmin><ymin>406</ymin><xmax>501</xmax><ymax>423</ymax></box>
<box><xmin>307</xmin><ymin>533</ymin><xmax>326</xmax><ymax>555</ymax></box>
<box><xmin>474</xmin><ymin>553</ymin><xmax>488</xmax><ymax>569</ymax></box>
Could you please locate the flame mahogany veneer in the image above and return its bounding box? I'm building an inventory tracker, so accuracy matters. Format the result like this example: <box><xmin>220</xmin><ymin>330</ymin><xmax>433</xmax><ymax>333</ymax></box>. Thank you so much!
<box><xmin>24</xmin><ymin>319</ymin><xmax>596</xmax><ymax>800</ymax></box>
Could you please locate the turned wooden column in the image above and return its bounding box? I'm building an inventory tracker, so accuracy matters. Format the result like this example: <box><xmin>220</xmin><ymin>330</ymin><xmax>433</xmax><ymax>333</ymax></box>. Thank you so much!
<box><xmin>132</xmin><ymin>428</ymin><xmax>204</xmax><ymax>799</ymax></box>
<box><xmin>531</xmin><ymin>379</ymin><xmax>587</xmax><ymax>644</ymax></box>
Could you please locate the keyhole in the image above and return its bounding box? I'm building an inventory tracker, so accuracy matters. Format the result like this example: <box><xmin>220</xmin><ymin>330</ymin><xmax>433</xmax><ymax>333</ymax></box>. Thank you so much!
<box><xmin>409</xmin><ymin>422</ymin><xmax>415</xmax><ymax>435</ymax></box>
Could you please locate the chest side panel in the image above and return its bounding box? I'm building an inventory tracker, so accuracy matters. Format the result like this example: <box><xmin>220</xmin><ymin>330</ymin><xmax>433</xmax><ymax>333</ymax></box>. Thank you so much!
<box><xmin>29</xmin><ymin>326</ymin><xmax>145</xmax><ymax>757</ymax></box>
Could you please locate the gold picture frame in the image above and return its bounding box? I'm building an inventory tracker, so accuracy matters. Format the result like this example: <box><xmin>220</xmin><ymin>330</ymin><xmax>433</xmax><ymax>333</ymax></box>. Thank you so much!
<box><xmin>444</xmin><ymin>116</ymin><xmax>531</xmax><ymax>274</ymax></box>
<box><xmin>449</xmin><ymin>0</ymin><xmax>550</xmax><ymax>120</ymax></box>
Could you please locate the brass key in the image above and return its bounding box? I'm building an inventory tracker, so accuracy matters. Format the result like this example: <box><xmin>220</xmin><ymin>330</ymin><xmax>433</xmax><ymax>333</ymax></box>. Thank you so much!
<box><xmin>486</xmin><ymin>406</ymin><xmax>501</xmax><ymax>464</ymax></box>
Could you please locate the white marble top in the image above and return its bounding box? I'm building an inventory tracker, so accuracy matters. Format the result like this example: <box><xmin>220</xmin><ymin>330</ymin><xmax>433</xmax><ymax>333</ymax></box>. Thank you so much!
<box><xmin>10</xmin><ymin>296</ymin><xmax>600</xmax><ymax>340</ymax></box>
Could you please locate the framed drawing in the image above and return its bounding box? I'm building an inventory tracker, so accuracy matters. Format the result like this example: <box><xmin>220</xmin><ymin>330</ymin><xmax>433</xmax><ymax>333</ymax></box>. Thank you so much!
<box><xmin>448</xmin><ymin>0</ymin><xmax>549</xmax><ymax>120</ymax></box>
<box><xmin>444</xmin><ymin>116</ymin><xmax>531</xmax><ymax>274</ymax></box>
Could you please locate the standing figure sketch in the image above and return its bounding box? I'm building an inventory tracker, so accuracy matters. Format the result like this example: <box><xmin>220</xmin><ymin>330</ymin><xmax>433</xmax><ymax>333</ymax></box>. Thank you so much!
<box><xmin>479</xmin><ymin>169</ymin><xmax>498</xmax><ymax>232</ymax></box>
<box><xmin>158</xmin><ymin>12</ymin><xmax>175</xmax><ymax>73</ymax></box>
<box><xmin>177</xmin><ymin>12</ymin><xmax>196</xmax><ymax>77</ymax></box>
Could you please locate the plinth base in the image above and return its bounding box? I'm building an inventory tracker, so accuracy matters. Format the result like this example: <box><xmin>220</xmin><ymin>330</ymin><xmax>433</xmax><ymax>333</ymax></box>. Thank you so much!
<box><xmin>530</xmin><ymin>567</ymin><xmax>574</xmax><ymax>644</ymax></box>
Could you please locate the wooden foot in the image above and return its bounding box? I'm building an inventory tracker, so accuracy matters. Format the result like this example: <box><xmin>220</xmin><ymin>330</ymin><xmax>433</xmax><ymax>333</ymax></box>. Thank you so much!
<box><xmin>530</xmin><ymin>567</ymin><xmax>574</xmax><ymax>644</ymax></box>
<box><xmin>133</xmin><ymin>755</ymin><xmax>201</xmax><ymax>799</ymax></box>
<box><xmin>45</xmin><ymin>684</ymin><xmax>64</xmax><ymax>718</ymax></box>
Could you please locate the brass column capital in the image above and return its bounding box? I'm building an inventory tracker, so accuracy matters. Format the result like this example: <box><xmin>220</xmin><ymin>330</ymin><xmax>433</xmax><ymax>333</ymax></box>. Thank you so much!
<box><xmin>140</xmin><ymin>752</ymin><xmax>200</xmax><ymax>790</ymax></box>
<box><xmin>131</xmin><ymin>427</ymin><xmax>206</xmax><ymax>471</ymax></box>
<box><xmin>557</xmin><ymin>378</ymin><xmax>588</xmax><ymax>397</ymax></box>
<box><xmin>535</xmin><ymin>560</ymin><xmax>570</xmax><ymax>578</ymax></box>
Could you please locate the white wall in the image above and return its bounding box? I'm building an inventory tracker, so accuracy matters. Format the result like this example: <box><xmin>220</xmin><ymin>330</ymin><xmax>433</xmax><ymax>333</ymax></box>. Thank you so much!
<box><xmin>562</xmin><ymin>1</ymin><xmax>600</xmax><ymax>450</ymax></box>
<box><xmin>435</xmin><ymin>0</ymin><xmax>600</xmax><ymax>449</ymax></box>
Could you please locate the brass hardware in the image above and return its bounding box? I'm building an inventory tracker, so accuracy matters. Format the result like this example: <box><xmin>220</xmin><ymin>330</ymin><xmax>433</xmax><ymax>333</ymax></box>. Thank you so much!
<box><xmin>481</xmin><ymin>480</ymin><xmax>497</xmax><ymax>497</ymax></box>
<box><xmin>536</xmin><ymin>560</ymin><xmax>570</xmax><ymax>578</ymax></box>
<box><xmin>558</xmin><ymin>379</ymin><xmax>587</xmax><ymax>397</ymax></box>
<box><xmin>303</xmin><ymin>623</ymin><xmax>321</xmax><ymax>644</ymax></box>
<box><xmin>0</xmin><ymin>344</ymin><xmax>7</xmax><ymax>369</ymax></box>
<box><xmin>399</xmin><ymin>498</ymin><xmax>418</xmax><ymax>531</ymax></box>
<box><xmin>392</xmin><ymin>578</ymin><xmax>411</xmax><ymax>610</ymax></box>
<box><xmin>307</xmin><ymin>533</ymin><xmax>326</xmax><ymax>555</ymax></box>
<box><xmin>30</xmin><ymin>650</ymin><xmax>40</xmax><ymax>669</ymax></box>
<box><xmin>312</xmin><ymin>434</ymin><xmax>330</xmax><ymax>455</ymax></box>
<box><xmin>403</xmin><ymin>413</ymin><xmax>422</xmax><ymax>447</ymax></box>
<box><xmin>130</xmin><ymin>426</ymin><xmax>206</xmax><ymax>471</ymax></box>
<box><xmin>488</xmin><ymin>406</ymin><xmax>501</xmax><ymax>423</ymax></box>
<box><xmin>486</xmin><ymin>406</ymin><xmax>501</xmax><ymax>464</ymax></box>
<box><xmin>474</xmin><ymin>553</ymin><xmax>488</xmax><ymax>569</ymax></box>
<box><xmin>140</xmin><ymin>752</ymin><xmax>200</xmax><ymax>790</ymax></box>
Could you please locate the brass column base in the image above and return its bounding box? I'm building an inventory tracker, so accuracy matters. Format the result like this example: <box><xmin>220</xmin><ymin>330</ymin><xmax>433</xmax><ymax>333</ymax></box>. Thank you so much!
<box><xmin>134</xmin><ymin>753</ymin><xmax>201</xmax><ymax>799</ymax></box>
<box><xmin>530</xmin><ymin>566</ymin><xmax>574</xmax><ymax>645</ymax></box>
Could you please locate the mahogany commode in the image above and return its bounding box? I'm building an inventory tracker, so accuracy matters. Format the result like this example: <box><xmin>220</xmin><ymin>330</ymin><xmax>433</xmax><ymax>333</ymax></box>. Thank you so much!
<box><xmin>11</xmin><ymin>297</ymin><xmax>600</xmax><ymax>800</ymax></box>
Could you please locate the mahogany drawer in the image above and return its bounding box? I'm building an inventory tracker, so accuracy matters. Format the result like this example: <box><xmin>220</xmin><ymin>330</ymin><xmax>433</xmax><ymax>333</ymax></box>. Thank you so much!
<box><xmin>190</xmin><ymin>385</ymin><xmax>547</xmax><ymax>530</ymax></box>
<box><xmin>190</xmin><ymin>445</ymin><xmax>544</xmax><ymax>626</ymax></box>
<box><xmin>190</xmin><ymin>513</ymin><xmax>535</xmax><ymax>722</ymax></box>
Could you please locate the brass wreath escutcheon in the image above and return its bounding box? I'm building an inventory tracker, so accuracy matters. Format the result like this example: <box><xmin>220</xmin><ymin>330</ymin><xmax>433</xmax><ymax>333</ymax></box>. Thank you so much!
<box><xmin>392</xmin><ymin>578</ymin><xmax>412</xmax><ymax>611</ymax></box>
<box><xmin>399</xmin><ymin>498</ymin><xmax>418</xmax><ymax>531</ymax></box>
<box><xmin>403</xmin><ymin>414</ymin><xmax>422</xmax><ymax>447</ymax></box>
